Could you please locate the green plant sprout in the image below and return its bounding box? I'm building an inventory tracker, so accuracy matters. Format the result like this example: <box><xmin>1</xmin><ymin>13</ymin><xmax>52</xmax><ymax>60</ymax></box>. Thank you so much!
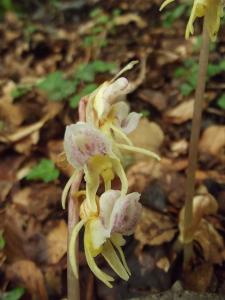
<box><xmin>160</xmin><ymin>0</ymin><xmax>224</xmax><ymax>263</ymax></box>
<box><xmin>82</xmin><ymin>8</ymin><xmax>121</xmax><ymax>49</ymax></box>
<box><xmin>11</xmin><ymin>60</ymin><xmax>117</xmax><ymax>108</ymax></box>
<box><xmin>26</xmin><ymin>159</ymin><xmax>60</xmax><ymax>183</ymax></box>
<box><xmin>174</xmin><ymin>58</ymin><xmax>225</xmax><ymax>96</ymax></box>
<box><xmin>162</xmin><ymin>2</ymin><xmax>191</xmax><ymax>28</ymax></box>
<box><xmin>1</xmin><ymin>287</ymin><xmax>25</xmax><ymax>300</ymax></box>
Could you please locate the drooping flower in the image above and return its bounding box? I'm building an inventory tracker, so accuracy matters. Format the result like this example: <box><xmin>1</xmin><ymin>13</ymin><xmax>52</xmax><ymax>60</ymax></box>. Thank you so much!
<box><xmin>85</xmin><ymin>62</ymin><xmax>160</xmax><ymax>160</ymax></box>
<box><xmin>62</xmin><ymin>123</ymin><xmax>128</xmax><ymax>211</ymax></box>
<box><xmin>69</xmin><ymin>190</ymin><xmax>142</xmax><ymax>287</ymax></box>
<box><xmin>160</xmin><ymin>0</ymin><xmax>224</xmax><ymax>41</ymax></box>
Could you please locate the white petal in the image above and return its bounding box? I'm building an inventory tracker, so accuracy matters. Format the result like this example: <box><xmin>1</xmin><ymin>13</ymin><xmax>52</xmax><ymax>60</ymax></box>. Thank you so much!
<box><xmin>99</xmin><ymin>190</ymin><xmax>121</xmax><ymax>230</ymax></box>
<box><xmin>110</xmin><ymin>192</ymin><xmax>142</xmax><ymax>235</ymax></box>
<box><xmin>64</xmin><ymin>122</ymin><xmax>112</xmax><ymax>168</ymax></box>
<box><xmin>112</xmin><ymin>101</ymin><xmax>130</xmax><ymax>124</ymax></box>
<box><xmin>121</xmin><ymin>112</ymin><xmax>142</xmax><ymax>134</ymax></box>
<box><xmin>89</xmin><ymin>218</ymin><xmax>110</xmax><ymax>251</ymax></box>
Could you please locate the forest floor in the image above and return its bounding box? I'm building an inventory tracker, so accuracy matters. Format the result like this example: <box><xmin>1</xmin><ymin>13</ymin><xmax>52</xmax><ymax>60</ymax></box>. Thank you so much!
<box><xmin>0</xmin><ymin>0</ymin><xmax>225</xmax><ymax>299</ymax></box>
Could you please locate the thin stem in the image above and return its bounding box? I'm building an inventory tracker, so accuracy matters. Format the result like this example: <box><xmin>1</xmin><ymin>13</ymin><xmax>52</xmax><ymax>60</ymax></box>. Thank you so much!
<box><xmin>67</xmin><ymin>170</ymin><xmax>83</xmax><ymax>300</ymax></box>
<box><xmin>183</xmin><ymin>19</ymin><xmax>210</xmax><ymax>259</ymax></box>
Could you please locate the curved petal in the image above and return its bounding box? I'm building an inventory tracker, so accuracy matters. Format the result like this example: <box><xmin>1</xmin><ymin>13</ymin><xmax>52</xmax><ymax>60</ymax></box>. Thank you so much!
<box><xmin>121</xmin><ymin>112</ymin><xmax>142</xmax><ymax>134</ymax></box>
<box><xmin>89</xmin><ymin>218</ymin><xmax>109</xmax><ymax>252</ymax></box>
<box><xmin>84</xmin><ymin>164</ymin><xmax>99</xmax><ymax>212</ymax></box>
<box><xmin>69</xmin><ymin>219</ymin><xmax>85</xmax><ymax>278</ymax></box>
<box><xmin>110</xmin><ymin>192</ymin><xmax>142</xmax><ymax>236</ymax></box>
<box><xmin>159</xmin><ymin>0</ymin><xmax>175</xmax><ymax>11</ymax></box>
<box><xmin>112</xmin><ymin>158</ymin><xmax>128</xmax><ymax>196</ymax></box>
<box><xmin>101</xmin><ymin>240</ymin><xmax>129</xmax><ymax>281</ymax></box>
<box><xmin>84</xmin><ymin>224</ymin><xmax>114</xmax><ymax>288</ymax></box>
<box><xmin>99</xmin><ymin>190</ymin><xmax>121</xmax><ymax>229</ymax></box>
<box><xmin>61</xmin><ymin>171</ymin><xmax>77</xmax><ymax>209</ymax></box>
<box><xmin>116</xmin><ymin>143</ymin><xmax>160</xmax><ymax>161</ymax></box>
<box><xmin>111</xmin><ymin>234</ymin><xmax>131</xmax><ymax>276</ymax></box>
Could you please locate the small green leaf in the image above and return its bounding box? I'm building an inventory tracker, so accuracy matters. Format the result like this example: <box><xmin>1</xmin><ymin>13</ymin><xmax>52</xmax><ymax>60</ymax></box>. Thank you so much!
<box><xmin>11</xmin><ymin>85</ymin><xmax>32</xmax><ymax>100</ymax></box>
<box><xmin>83</xmin><ymin>36</ymin><xmax>95</xmax><ymax>47</ymax></box>
<box><xmin>76</xmin><ymin>64</ymin><xmax>96</xmax><ymax>82</ymax></box>
<box><xmin>217</xmin><ymin>94</ymin><xmax>225</xmax><ymax>110</ymax></box>
<box><xmin>162</xmin><ymin>4</ymin><xmax>186</xmax><ymax>28</ymax></box>
<box><xmin>2</xmin><ymin>287</ymin><xmax>25</xmax><ymax>300</ymax></box>
<box><xmin>37</xmin><ymin>72</ymin><xmax>77</xmax><ymax>101</ymax></box>
<box><xmin>140</xmin><ymin>110</ymin><xmax>150</xmax><ymax>117</ymax></box>
<box><xmin>91</xmin><ymin>60</ymin><xmax>116</xmax><ymax>73</ymax></box>
<box><xmin>180</xmin><ymin>83</ymin><xmax>194</xmax><ymax>96</ymax></box>
<box><xmin>97</xmin><ymin>15</ymin><xmax>109</xmax><ymax>25</ymax></box>
<box><xmin>112</xmin><ymin>9</ymin><xmax>121</xmax><ymax>17</ymax></box>
<box><xmin>70</xmin><ymin>83</ymin><xmax>98</xmax><ymax>108</ymax></box>
<box><xmin>90</xmin><ymin>8</ymin><xmax>103</xmax><ymax>18</ymax></box>
<box><xmin>0</xmin><ymin>231</ymin><xmax>5</xmax><ymax>250</ymax></box>
<box><xmin>26</xmin><ymin>159</ymin><xmax>60</xmax><ymax>183</ymax></box>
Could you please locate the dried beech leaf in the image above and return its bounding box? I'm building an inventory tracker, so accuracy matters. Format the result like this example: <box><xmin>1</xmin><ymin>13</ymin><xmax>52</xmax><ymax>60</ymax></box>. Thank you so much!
<box><xmin>128</xmin><ymin>118</ymin><xmax>164</xmax><ymax>161</ymax></box>
<box><xmin>183</xmin><ymin>263</ymin><xmax>213</xmax><ymax>292</ymax></box>
<box><xmin>46</xmin><ymin>220</ymin><xmax>67</xmax><ymax>264</ymax></box>
<box><xmin>165</xmin><ymin>99</ymin><xmax>194</xmax><ymax>124</ymax></box>
<box><xmin>199</xmin><ymin>125</ymin><xmax>225</xmax><ymax>156</ymax></box>
<box><xmin>127</xmin><ymin>160</ymin><xmax>162</xmax><ymax>192</ymax></box>
<box><xmin>194</xmin><ymin>220</ymin><xmax>225</xmax><ymax>264</ymax></box>
<box><xmin>179</xmin><ymin>192</ymin><xmax>218</xmax><ymax>244</ymax></box>
<box><xmin>135</xmin><ymin>207</ymin><xmax>177</xmax><ymax>247</ymax></box>
<box><xmin>6</xmin><ymin>260</ymin><xmax>48</xmax><ymax>300</ymax></box>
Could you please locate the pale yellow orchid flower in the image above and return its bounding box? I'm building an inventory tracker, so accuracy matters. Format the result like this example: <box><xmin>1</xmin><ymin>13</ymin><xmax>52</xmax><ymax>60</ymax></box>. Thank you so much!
<box><xmin>160</xmin><ymin>0</ymin><xmax>224</xmax><ymax>41</ymax></box>
<box><xmin>69</xmin><ymin>190</ymin><xmax>142</xmax><ymax>287</ymax></box>
<box><xmin>62</xmin><ymin>123</ymin><xmax>128</xmax><ymax>212</ymax></box>
<box><xmin>85</xmin><ymin>62</ymin><xmax>160</xmax><ymax>161</ymax></box>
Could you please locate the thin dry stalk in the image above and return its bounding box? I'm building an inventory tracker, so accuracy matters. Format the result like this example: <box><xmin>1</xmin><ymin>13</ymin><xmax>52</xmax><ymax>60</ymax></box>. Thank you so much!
<box><xmin>183</xmin><ymin>19</ymin><xmax>210</xmax><ymax>261</ymax></box>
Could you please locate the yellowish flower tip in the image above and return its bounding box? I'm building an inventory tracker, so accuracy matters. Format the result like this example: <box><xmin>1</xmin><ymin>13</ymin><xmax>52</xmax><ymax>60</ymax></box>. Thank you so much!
<box><xmin>160</xmin><ymin>0</ymin><xmax>224</xmax><ymax>41</ymax></box>
<box><xmin>159</xmin><ymin>0</ymin><xmax>175</xmax><ymax>11</ymax></box>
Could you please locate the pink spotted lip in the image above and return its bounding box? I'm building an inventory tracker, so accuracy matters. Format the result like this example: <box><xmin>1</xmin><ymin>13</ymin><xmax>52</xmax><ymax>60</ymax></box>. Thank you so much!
<box><xmin>99</xmin><ymin>190</ymin><xmax>142</xmax><ymax>237</ymax></box>
<box><xmin>64</xmin><ymin>122</ymin><xmax>112</xmax><ymax>169</ymax></box>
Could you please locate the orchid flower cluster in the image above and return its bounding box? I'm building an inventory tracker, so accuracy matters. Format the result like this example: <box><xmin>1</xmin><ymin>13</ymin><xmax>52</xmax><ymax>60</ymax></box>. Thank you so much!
<box><xmin>62</xmin><ymin>61</ymin><xmax>160</xmax><ymax>288</ymax></box>
<box><xmin>160</xmin><ymin>0</ymin><xmax>224</xmax><ymax>41</ymax></box>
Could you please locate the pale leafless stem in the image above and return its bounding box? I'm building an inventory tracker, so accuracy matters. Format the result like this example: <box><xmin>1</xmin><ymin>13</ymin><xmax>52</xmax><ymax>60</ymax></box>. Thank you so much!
<box><xmin>67</xmin><ymin>171</ymin><xmax>83</xmax><ymax>300</ymax></box>
<box><xmin>67</xmin><ymin>98</ymin><xmax>87</xmax><ymax>300</ymax></box>
<box><xmin>183</xmin><ymin>19</ymin><xmax>210</xmax><ymax>261</ymax></box>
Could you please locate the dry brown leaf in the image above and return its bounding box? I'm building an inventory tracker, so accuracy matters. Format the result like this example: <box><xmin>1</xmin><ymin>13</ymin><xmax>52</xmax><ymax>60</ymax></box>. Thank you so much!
<box><xmin>0</xmin><ymin>99</ymin><xmax>25</xmax><ymax>127</ymax></box>
<box><xmin>138</xmin><ymin>89</ymin><xmax>167</xmax><ymax>111</ymax></box>
<box><xmin>170</xmin><ymin>139</ymin><xmax>188</xmax><ymax>157</ymax></box>
<box><xmin>135</xmin><ymin>207</ymin><xmax>177</xmax><ymax>248</ymax></box>
<box><xmin>183</xmin><ymin>263</ymin><xmax>213</xmax><ymax>292</ymax></box>
<box><xmin>47</xmin><ymin>139</ymin><xmax>74</xmax><ymax>176</ymax></box>
<box><xmin>12</xmin><ymin>184</ymin><xmax>62</xmax><ymax>221</ymax></box>
<box><xmin>156</xmin><ymin>257</ymin><xmax>170</xmax><ymax>272</ymax></box>
<box><xmin>0</xmin><ymin>155</ymin><xmax>25</xmax><ymax>203</ymax></box>
<box><xmin>46</xmin><ymin>220</ymin><xmax>67</xmax><ymax>264</ymax></box>
<box><xmin>194</xmin><ymin>220</ymin><xmax>225</xmax><ymax>264</ymax></box>
<box><xmin>127</xmin><ymin>160</ymin><xmax>162</xmax><ymax>192</ymax></box>
<box><xmin>179</xmin><ymin>191</ymin><xmax>218</xmax><ymax>244</ymax></box>
<box><xmin>6</xmin><ymin>260</ymin><xmax>48</xmax><ymax>300</ymax></box>
<box><xmin>44</xmin><ymin>266</ymin><xmax>62</xmax><ymax>295</ymax></box>
<box><xmin>199</xmin><ymin>125</ymin><xmax>225</xmax><ymax>156</ymax></box>
<box><xmin>164</xmin><ymin>99</ymin><xmax>194</xmax><ymax>124</ymax></box>
<box><xmin>128</xmin><ymin>118</ymin><xmax>164</xmax><ymax>161</ymax></box>
<box><xmin>114</xmin><ymin>13</ymin><xmax>147</xmax><ymax>28</ymax></box>
<box><xmin>0</xmin><ymin>102</ymin><xmax>62</xmax><ymax>143</ymax></box>
<box><xmin>14</xmin><ymin>131</ymin><xmax>40</xmax><ymax>155</ymax></box>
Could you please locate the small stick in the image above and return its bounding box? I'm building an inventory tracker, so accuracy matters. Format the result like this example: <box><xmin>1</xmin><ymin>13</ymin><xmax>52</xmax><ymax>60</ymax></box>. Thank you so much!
<box><xmin>183</xmin><ymin>19</ymin><xmax>210</xmax><ymax>260</ymax></box>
